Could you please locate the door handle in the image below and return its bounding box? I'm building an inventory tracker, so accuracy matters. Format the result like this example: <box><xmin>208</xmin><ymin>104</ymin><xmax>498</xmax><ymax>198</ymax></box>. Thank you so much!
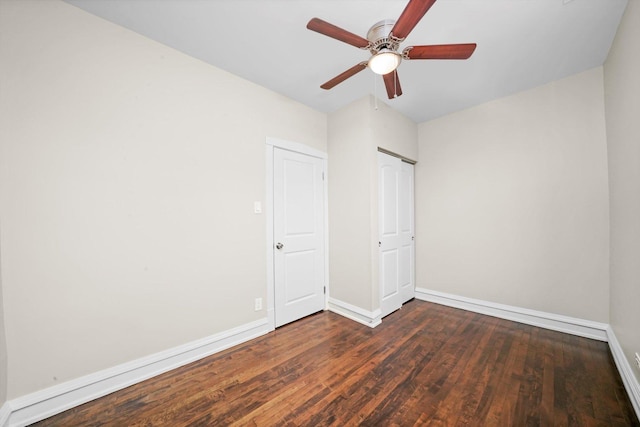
<box><xmin>276</xmin><ymin>242</ymin><xmax>284</xmax><ymax>250</ymax></box>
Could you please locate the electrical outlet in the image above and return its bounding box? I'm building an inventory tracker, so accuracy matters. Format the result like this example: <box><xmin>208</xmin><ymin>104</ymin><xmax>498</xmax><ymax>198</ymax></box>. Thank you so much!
<box><xmin>635</xmin><ymin>353</ymin><xmax>640</xmax><ymax>370</ymax></box>
<box><xmin>254</xmin><ymin>297</ymin><xmax>262</xmax><ymax>311</ymax></box>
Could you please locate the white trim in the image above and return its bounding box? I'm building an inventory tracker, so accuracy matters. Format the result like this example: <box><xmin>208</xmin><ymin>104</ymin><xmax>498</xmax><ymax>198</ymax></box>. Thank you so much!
<box><xmin>265</xmin><ymin>137</ymin><xmax>327</xmax><ymax>160</ymax></box>
<box><xmin>0</xmin><ymin>403</ymin><xmax>11</xmax><ymax>427</ymax></box>
<box><xmin>3</xmin><ymin>294</ymin><xmax>637</xmax><ymax>426</ymax></box>
<box><xmin>5</xmin><ymin>319</ymin><xmax>270</xmax><ymax>427</ymax></box>
<box><xmin>322</xmin><ymin>164</ymin><xmax>330</xmax><ymax>310</ymax></box>
<box><xmin>415</xmin><ymin>288</ymin><xmax>608</xmax><ymax>341</ymax></box>
<box><xmin>265</xmin><ymin>143</ymin><xmax>276</xmax><ymax>331</ymax></box>
<box><xmin>415</xmin><ymin>288</ymin><xmax>640</xmax><ymax>419</ymax></box>
<box><xmin>606</xmin><ymin>326</ymin><xmax>640</xmax><ymax>420</ymax></box>
<box><xmin>265</xmin><ymin>137</ymin><xmax>328</xmax><ymax>329</ymax></box>
<box><xmin>328</xmin><ymin>298</ymin><xmax>382</xmax><ymax>328</ymax></box>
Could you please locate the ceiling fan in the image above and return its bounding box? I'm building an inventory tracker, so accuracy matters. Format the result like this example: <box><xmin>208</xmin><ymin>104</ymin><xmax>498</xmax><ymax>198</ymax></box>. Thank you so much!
<box><xmin>307</xmin><ymin>0</ymin><xmax>477</xmax><ymax>99</ymax></box>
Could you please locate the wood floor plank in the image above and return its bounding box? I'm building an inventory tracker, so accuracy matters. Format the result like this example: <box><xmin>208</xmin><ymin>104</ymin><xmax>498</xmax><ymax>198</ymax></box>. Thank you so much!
<box><xmin>423</xmin><ymin>316</ymin><xmax>499</xmax><ymax>426</ymax></box>
<box><xmin>483</xmin><ymin>324</ymin><xmax>530</xmax><ymax>426</ymax></box>
<box><xmin>350</xmin><ymin>307</ymin><xmax>457</xmax><ymax>425</ymax></box>
<box><xmin>552</xmin><ymin>329</ymin><xmax>569</xmax><ymax>427</ymax></box>
<box><xmin>33</xmin><ymin>301</ymin><xmax>639</xmax><ymax>427</ymax></box>
<box><xmin>539</xmin><ymin>329</ymin><xmax>558</xmax><ymax>426</ymax></box>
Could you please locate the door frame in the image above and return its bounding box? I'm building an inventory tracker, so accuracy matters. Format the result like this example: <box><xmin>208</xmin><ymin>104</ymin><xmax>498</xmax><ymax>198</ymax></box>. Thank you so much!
<box><xmin>265</xmin><ymin>137</ymin><xmax>329</xmax><ymax>331</ymax></box>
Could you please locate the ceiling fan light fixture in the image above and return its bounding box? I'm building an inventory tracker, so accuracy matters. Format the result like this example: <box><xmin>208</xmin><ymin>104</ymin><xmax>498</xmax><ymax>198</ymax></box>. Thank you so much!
<box><xmin>368</xmin><ymin>49</ymin><xmax>401</xmax><ymax>75</ymax></box>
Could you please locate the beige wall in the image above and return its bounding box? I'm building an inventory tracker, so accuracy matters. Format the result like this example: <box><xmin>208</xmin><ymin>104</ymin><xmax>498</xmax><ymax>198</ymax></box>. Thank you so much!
<box><xmin>328</xmin><ymin>97</ymin><xmax>375</xmax><ymax>310</ymax></box>
<box><xmin>0</xmin><ymin>254</ymin><xmax>6</xmax><ymax>406</ymax></box>
<box><xmin>371</xmin><ymin>99</ymin><xmax>419</xmax><ymax>161</ymax></box>
<box><xmin>416</xmin><ymin>67</ymin><xmax>610</xmax><ymax>322</ymax></box>
<box><xmin>604</xmin><ymin>0</ymin><xmax>640</xmax><ymax>383</ymax></box>
<box><xmin>0</xmin><ymin>0</ymin><xmax>326</xmax><ymax>399</ymax></box>
<box><xmin>328</xmin><ymin>96</ymin><xmax>417</xmax><ymax>312</ymax></box>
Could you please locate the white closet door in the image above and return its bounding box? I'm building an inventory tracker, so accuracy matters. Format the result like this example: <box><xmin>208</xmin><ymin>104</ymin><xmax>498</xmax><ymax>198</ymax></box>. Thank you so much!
<box><xmin>379</xmin><ymin>152</ymin><xmax>415</xmax><ymax>318</ymax></box>
<box><xmin>398</xmin><ymin>160</ymin><xmax>415</xmax><ymax>304</ymax></box>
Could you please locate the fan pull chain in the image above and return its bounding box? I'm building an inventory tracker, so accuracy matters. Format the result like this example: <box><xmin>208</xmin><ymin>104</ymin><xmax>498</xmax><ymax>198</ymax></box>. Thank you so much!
<box><xmin>374</xmin><ymin>72</ymin><xmax>379</xmax><ymax>110</ymax></box>
<box><xmin>394</xmin><ymin>70</ymin><xmax>397</xmax><ymax>97</ymax></box>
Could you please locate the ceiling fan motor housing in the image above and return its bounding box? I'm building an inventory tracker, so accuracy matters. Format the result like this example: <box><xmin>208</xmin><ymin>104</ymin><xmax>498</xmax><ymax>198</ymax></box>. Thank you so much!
<box><xmin>307</xmin><ymin>0</ymin><xmax>477</xmax><ymax>98</ymax></box>
<box><xmin>366</xmin><ymin>19</ymin><xmax>401</xmax><ymax>54</ymax></box>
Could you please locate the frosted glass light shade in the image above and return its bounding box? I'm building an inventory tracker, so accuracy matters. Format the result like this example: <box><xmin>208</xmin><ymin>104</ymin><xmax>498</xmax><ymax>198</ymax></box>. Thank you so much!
<box><xmin>368</xmin><ymin>50</ymin><xmax>401</xmax><ymax>75</ymax></box>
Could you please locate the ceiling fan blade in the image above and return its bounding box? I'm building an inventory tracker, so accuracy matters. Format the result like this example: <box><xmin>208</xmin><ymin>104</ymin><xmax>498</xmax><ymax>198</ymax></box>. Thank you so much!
<box><xmin>307</xmin><ymin>18</ymin><xmax>370</xmax><ymax>49</ymax></box>
<box><xmin>405</xmin><ymin>43</ymin><xmax>477</xmax><ymax>60</ymax></box>
<box><xmin>391</xmin><ymin>0</ymin><xmax>437</xmax><ymax>40</ymax></box>
<box><xmin>383</xmin><ymin>70</ymin><xmax>403</xmax><ymax>99</ymax></box>
<box><xmin>321</xmin><ymin>63</ymin><xmax>368</xmax><ymax>90</ymax></box>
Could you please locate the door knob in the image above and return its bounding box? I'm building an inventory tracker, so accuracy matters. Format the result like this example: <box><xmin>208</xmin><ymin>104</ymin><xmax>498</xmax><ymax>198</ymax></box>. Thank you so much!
<box><xmin>276</xmin><ymin>242</ymin><xmax>284</xmax><ymax>250</ymax></box>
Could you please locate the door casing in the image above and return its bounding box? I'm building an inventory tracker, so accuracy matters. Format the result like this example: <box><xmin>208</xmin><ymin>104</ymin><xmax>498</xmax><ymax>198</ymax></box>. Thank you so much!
<box><xmin>266</xmin><ymin>137</ymin><xmax>328</xmax><ymax>330</ymax></box>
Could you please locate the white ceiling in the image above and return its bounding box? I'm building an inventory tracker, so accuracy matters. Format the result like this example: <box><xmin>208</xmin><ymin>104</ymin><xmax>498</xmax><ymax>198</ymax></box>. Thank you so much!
<box><xmin>64</xmin><ymin>0</ymin><xmax>627</xmax><ymax>123</ymax></box>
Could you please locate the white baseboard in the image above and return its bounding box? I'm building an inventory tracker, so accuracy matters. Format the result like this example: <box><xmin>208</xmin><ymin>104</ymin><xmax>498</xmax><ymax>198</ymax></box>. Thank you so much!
<box><xmin>4</xmin><ymin>294</ymin><xmax>636</xmax><ymax>426</ymax></box>
<box><xmin>328</xmin><ymin>298</ymin><xmax>381</xmax><ymax>328</ymax></box>
<box><xmin>606</xmin><ymin>326</ymin><xmax>640</xmax><ymax>420</ymax></box>
<box><xmin>0</xmin><ymin>403</ymin><xmax>11</xmax><ymax>427</ymax></box>
<box><xmin>5</xmin><ymin>318</ymin><xmax>271</xmax><ymax>427</ymax></box>
<box><xmin>416</xmin><ymin>288</ymin><xmax>640</xmax><ymax>420</ymax></box>
<box><xmin>415</xmin><ymin>288</ymin><xmax>608</xmax><ymax>341</ymax></box>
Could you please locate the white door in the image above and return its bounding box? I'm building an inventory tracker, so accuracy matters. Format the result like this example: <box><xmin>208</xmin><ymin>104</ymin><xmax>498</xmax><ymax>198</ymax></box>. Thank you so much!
<box><xmin>379</xmin><ymin>152</ymin><xmax>415</xmax><ymax>318</ymax></box>
<box><xmin>274</xmin><ymin>148</ymin><xmax>325</xmax><ymax>327</ymax></box>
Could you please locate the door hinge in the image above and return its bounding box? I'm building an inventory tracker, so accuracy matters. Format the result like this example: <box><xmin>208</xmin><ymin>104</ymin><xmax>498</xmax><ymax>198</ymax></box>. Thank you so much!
<box><xmin>322</xmin><ymin>172</ymin><xmax>325</xmax><ymax>180</ymax></box>
<box><xmin>323</xmin><ymin>286</ymin><xmax>326</xmax><ymax>294</ymax></box>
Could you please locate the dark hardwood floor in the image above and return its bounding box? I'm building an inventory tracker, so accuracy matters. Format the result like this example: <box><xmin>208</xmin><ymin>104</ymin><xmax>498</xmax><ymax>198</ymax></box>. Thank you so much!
<box><xmin>33</xmin><ymin>300</ymin><xmax>639</xmax><ymax>426</ymax></box>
